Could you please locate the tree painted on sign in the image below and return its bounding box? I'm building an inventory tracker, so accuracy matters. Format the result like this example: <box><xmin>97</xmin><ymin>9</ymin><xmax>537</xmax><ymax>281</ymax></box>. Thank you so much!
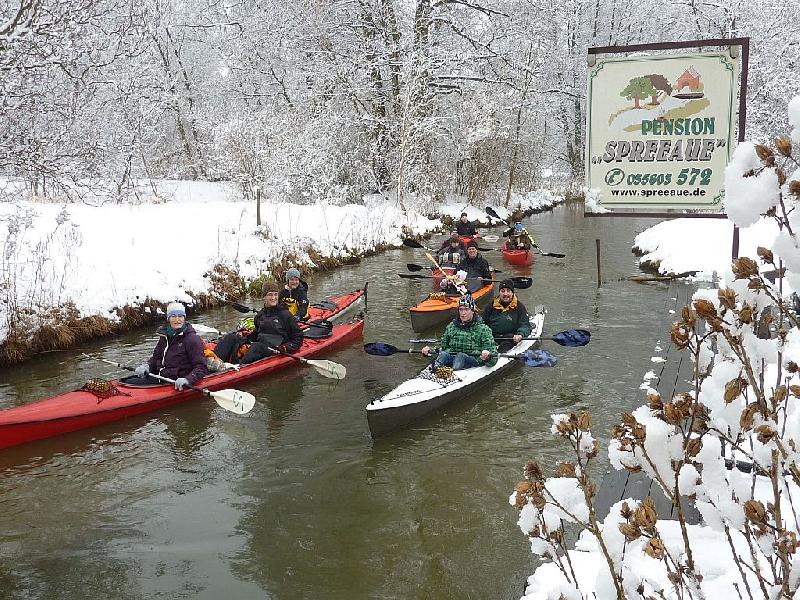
<box><xmin>621</xmin><ymin>77</ymin><xmax>657</xmax><ymax>109</ymax></box>
<box><xmin>645</xmin><ymin>74</ymin><xmax>673</xmax><ymax>105</ymax></box>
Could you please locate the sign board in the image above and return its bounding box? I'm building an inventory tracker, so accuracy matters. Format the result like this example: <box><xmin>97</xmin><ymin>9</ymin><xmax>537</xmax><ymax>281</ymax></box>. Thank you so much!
<box><xmin>586</xmin><ymin>49</ymin><xmax>740</xmax><ymax>211</ymax></box>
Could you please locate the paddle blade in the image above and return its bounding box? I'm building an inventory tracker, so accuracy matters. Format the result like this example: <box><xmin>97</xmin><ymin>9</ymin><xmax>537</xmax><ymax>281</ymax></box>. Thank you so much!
<box><xmin>552</xmin><ymin>329</ymin><xmax>591</xmax><ymax>347</ymax></box>
<box><xmin>485</xmin><ymin>206</ymin><xmax>501</xmax><ymax>220</ymax></box>
<box><xmin>521</xmin><ymin>349</ymin><xmax>558</xmax><ymax>367</ymax></box>
<box><xmin>406</xmin><ymin>263</ymin><xmax>427</xmax><ymax>272</ymax></box>
<box><xmin>364</xmin><ymin>343</ymin><xmax>400</xmax><ymax>356</ymax></box>
<box><xmin>511</xmin><ymin>277</ymin><xmax>532</xmax><ymax>289</ymax></box>
<box><xmin>230</xmin><ymin>302</ymin><xmax>256</xmax><ymax>313</ymax></box>
<box><xmin>482</xmin><ymin>235</ymin><xmax>500</xmax><ymax>242</ymax></box>
<box><xmin>409</xmin><ymin>338</ymin><xmax>438</xmax><ymax>344</ymax></box>
<box><xmin>402</xmin><ymin>238</ymin><xmax>425</xmax><ymax>249</ymax></box>
<box><xmin>398</xmin><ymin>273</ymin><xmax>427</xmax><ymax>279</ymax></box>
<box><xmin>308</xmin><ymin>359</ymin><xmax>347</xmax><ymax>380</ymax></box>
<box><xmin>192</xmin><ymin>323</ymin><xmax>223</xmax><ymax>335</ymax></box>
<box><xmin>211</xmin><ymin>389</ymin><xmax>256</xmax><ymax>414</ymax></box>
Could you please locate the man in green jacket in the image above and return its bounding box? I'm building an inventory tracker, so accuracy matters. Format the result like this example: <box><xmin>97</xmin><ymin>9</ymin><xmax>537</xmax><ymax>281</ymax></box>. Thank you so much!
<box><xmin>421</xmin><ymin>294</ymin><xmax>497</xmax><ymax>370</ymax></box>
<box><xmin>482</xmin><ymin>279</ymin><xmax>531</xmax><ymax>351</ymax></box>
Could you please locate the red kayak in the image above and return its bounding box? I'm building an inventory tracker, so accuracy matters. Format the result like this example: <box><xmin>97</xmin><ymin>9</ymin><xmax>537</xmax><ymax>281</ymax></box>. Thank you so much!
<box><xmin>459</xmin><ymin>234</ymin><xmax>479</xmax><ymax>246</ymax></box>
<box><xmin>501</xmin><ymin>241</ymin><xmax>535</xmax><ymax>267</ymax></box>
<box><xmin>0</xmin><ymin>287</ymin><xmax>366</xmax><ymax>451</ymax></box>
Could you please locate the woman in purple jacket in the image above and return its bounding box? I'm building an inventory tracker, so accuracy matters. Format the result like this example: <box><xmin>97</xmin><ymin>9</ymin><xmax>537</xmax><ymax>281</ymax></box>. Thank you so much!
<box><xmin>134</xmin><ymin>302</ymin><xmax>208</xmax><ymax>389</ymax></box>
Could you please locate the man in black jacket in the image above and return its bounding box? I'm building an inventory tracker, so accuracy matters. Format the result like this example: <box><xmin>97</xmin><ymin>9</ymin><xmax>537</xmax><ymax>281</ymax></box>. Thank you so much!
<box><xmin>455</xmin><ymin>212</ymin><xmax>478</xmax><ymax>237</ymax></box>
<box><xmin>457</xmin><ymin>241</ymin><xmax>492</xmax><ymax>292</ymax></box>
<box><xmin>240</xmin><ymin>281</ymin><xmax>304</xmax><ymax>364</ymax></box>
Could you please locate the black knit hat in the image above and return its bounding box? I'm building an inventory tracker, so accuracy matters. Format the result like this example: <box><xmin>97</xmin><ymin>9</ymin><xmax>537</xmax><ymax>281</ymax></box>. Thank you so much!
<box><xmin>499</xmin><ymin>279</ymin><xmax>515</xmax><ymax>292</ymax></box>
<box><xmin>466</xmin><ymin>240</ymin><xmax>478</xmax><ymax>249</ymax></box>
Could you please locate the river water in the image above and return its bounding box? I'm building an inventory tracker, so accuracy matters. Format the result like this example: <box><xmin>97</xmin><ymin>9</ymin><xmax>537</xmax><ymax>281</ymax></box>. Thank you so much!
<box><xmin>0</xmin><ymin>203</ymin><xmax>697</xmax><ymax>599</ymax></box>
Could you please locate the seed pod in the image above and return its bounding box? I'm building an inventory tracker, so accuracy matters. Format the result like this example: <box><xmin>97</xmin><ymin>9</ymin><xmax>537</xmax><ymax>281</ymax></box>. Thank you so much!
<box><xmin>777</xmin><ymin>168</ymin><xmax>787</xmax><ymax>186</ymax></box>
<box><xmin>776</xmin><ymin>135</ymin><xmax>793</xmax><ymax>157</ymax></box>
<box><xmin>757</xmin><ymin>247</ymin><xmax>775</xmax><ymax>264</ymax></box>
<box><xmin>622</xmin><ymin>462</ymin><xmax>642</xmax><ymax>473</ymax></box>
<box><xmin>532</xmin><ymin>492</ymin><xmax>546</xmax><ymax>509</ymax></box>
<box><xmin>790</xmin><ymin>180</ymin><xmax>800</xmax><ymax>196</ymax></box>
<box><xmin>686</xmin><ymin>437</ymin><xmax>703</xmax><ymax>458</ymax></box>
<box><xmin>724</xmin><ymin>377</ymin><xmax>747</xmax><ymax>403</ymax></box>
<box><xmin>693</xmin><ymin>299</ymin><xmax>717</xmax><ymax>319</ymax></box>
<box><xmin>525</xmin><ymin>461</ymin><xmax>543</xmax><ymax>481</ymax></box>
<box><xmin>755</xmin><ymin>144</ymin><xmax>774</xmax><ymax>161</ymax></box>
<box><xmin>790</xmin><ymin>385</ymin><xmax>800</xmax><ymax>398</ymax></box>
<box><xmin>732</xmin><ymin>257</ymin><xmax>759</xmax><ymax>279</ymax></box>
<box><xmin>586</xmin><ymin>440</ymin><xmax>599</xmax><ymax>459</ymax></box>
<box><xmin>577</xmin><ymin>412</ymin><xmax>591</xmax><ymax>431</ymax></box>
<box><xmin>681</xmin><ymin>304</ymin><xmax>695</xmax><ymax>327</ymax></box>
<box><xmin>664</xmin><ymin>403</ymin><xmax>683</xmax><ymax>424</ymax></box>
<box><xmin>756</xmin><ymin>424</ymin><xmax>776</xmax><ymax>443</ymax></box>
<box><xmin>647</xmin><ymin>391</ymin><xmax>663</xmax><ymax>411</ymax></box>
<box><xmin>644</xmin><ymin>536</ymin><xmax>666</xmax><ymax>559</ymax></box>
<box><xmin>557</xmin><ymin>462</ymin><xmax>576</xmax><ymax>477</ymax></box>
<box><xmin>633</xmin><ymin>424</ymin><xmax>646</xmax><ymax>441</ymax></box>
<box><xmin>671</xmin><ymin>323</ymin><xmax>690</xmax><ymax>349</ymax></box>
<box><xmin>744</xmin><ymin>499</ymin><xmax>767</xmax><ymax>524</ymax></box>
<box><xmin>774</xmin><ymin>385</ymin><xmax>788</xmax><ymax>403</ymax></box>
<box><xmin>619</xmin><ymin>522</ymin><xmax>642</xmax><ymax>541</ymax></box>
<box><xmin>515</xmin><ymin>481</ymin><xmax>533</xmax><ymax>493</ymax></box>
<box><xmin>718</xmin><ymin>287</ymin><xmax>737</xmax><ymax>310</ymax></box>
<box><xmin>739</xmin><ymin>303</ymin><xmax>754</xmax><ymax>324</ymax></box>
<box><xmin>634</xmin><ymin>497</ymin><xmax>658</xmax><ymax>529</ymax></box>
<box><xmin>740</xmin><ymin>403</ymin><xmax>759</xmax><ymax>430</ymax></box>
<box><xmin>620</xmin><ymin>501</ymin><xmax>633</xmax><ymax>519</ymax></box>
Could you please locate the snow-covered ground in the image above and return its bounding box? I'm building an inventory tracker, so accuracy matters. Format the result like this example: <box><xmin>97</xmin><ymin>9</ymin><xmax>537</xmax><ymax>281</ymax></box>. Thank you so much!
<box><xmin>0</xmin><ymin>180</ymin><xmax>563</xmax><ymax>346</ymax></box>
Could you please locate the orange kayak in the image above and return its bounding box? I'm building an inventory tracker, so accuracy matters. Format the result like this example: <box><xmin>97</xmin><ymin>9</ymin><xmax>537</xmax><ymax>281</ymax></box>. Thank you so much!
<box><xmin>409</xmin><ymin>277</ymin><xmax>494</xmax><ymax>332</ymax></box>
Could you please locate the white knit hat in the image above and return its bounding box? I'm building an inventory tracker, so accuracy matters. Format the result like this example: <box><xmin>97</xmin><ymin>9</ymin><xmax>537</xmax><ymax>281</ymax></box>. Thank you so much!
<box><xmin>166</xmin><ymin>302</ymin><xmax>186</xmax><ymax>318</ymax></box>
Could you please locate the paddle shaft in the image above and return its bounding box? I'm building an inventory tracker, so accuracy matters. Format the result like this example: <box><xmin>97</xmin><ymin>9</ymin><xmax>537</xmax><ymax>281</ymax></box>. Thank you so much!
<box><xmin>402</xmin><ymin>347</ymin><xmax>529</xmax><ymax>361</ymax></box>
<box><xmin>84</xmin><ymin>355</ymin><xmax>212</xmax><ymax>395</ymax></box>
<box><xmin>424</xmin><ymin>252</ymin><xmax>467</xmax><ymax>293</ymax></box>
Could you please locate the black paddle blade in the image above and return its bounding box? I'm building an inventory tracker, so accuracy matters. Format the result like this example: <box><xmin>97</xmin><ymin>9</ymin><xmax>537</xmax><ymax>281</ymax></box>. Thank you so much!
<box><xmin>407</xmin><ymin>263</ymin><xmax>427</xmax><ymax>272</ymax></box>
<box><xmin>364</xmin><ymin>342</ymin><xmax>400</xmax><ymax>356</ymax></box>
<box><xmin>398</xmin><ymin>273</ymin><xmax>428</xmax><ymax>280</ymax></box>
<box><xmin>552</xmin><ymin>329</ymin><xmax>591</xmax><ymax>347</ymax></box>
<box><xmin>521</xmin><ymin>349</ymin><xmax>558</xmax><ymax>367</ymax></box>
<box><xmin>510</xmin><ymin>276</ymin><xmax>532</xmax><ymax>289</ymax></box>
<box><xmin>485</xmin><ymin>206</ymin><xmax>502</xmax><ymax>220</ymax></box>
<box><xmin>231</xmin><ymin>302</ymin><xmax>257</xmax><ymax>313</ymax></box>
<box><xmin>402</xmin><ymin>238</ymin><xmax>425</xmax><ymax>249</ymax></box>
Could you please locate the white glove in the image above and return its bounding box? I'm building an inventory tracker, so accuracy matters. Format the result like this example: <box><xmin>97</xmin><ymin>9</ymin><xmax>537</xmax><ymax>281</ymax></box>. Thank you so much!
<box><xmin>174</xmin><ymin>377</ymin><xmax>190</xmax><ymax>391</ymax></box>
<box><xmin>135</xmin><ymin>363</ymin><xmax>149</xmax><ymax>377</ymax></box>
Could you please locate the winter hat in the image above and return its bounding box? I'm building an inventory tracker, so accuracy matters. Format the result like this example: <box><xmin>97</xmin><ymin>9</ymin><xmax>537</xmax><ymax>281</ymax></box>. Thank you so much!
<box><xmin>458</xmin><ymin>294</ymin><xmax>476</xmax><ymax>311</ymax></box>
<box><xmin>285</xmin><ymin>268</ymin><xmax>301</xmax><ymax>282</ymax></box>
<box><xmin>166</xmin><ymin>302</ymin><xmax>186</xmax><ymax>319</ymax></box>
<box><xmin>261</xmin><ymin>281</ymin><xmax>280</xmax><ymax>295</ymax></box>
<box><xmin>466</xmin><ymin>240</ymin><xmax>479</xmax><ymax>250</ymax></box>
<box><xmin>499</xmin><ymin>279</ymin><xmax>515</xmax><ymax>292</ymax></box>
<box><xmin>460</xmin><ymin>212</ymin><xmax>468</xmax><ymax>217</ymax></box>
<box><xmin>449</xmin><ymin>233</ymin><xmax>460</xmax><ymax>242</ymax></box>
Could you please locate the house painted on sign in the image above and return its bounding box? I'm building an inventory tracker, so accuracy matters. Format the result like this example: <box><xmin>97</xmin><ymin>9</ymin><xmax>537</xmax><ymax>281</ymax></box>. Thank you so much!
<box><xmin>675</xmin><ymin>66</ymin><xmax>701</xmax><ymax>92</ymax></box>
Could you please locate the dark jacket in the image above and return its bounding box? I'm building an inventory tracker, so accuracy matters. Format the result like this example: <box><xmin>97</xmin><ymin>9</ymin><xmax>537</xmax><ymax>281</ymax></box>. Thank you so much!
<box><xmin>440</xmin><ymin>315</ymin><xmax>498</xmax><ymax>367</ymax></box>
<box><xmin>279</xmin><ymin>279</ymin><xmax>310</xmax><ymax>321</ymax></box>
<box><xmin>248</xmin><ymin>304</ymin><xmax>304</xmax><ymax>353</ymax></box>
<box><xmin>482</xmin><ymin>296</ymin><xmax>531</xmax><ymax>338</ymax></box>
<box><xmin>148</xmin><ymin>324</ymin><xmax>208</xmax><ymax>385</ymax></box>
<box><xmin>456</xmin><ymin>221</ymin><xmax>477</xmax><ymax>236</ymax></box>
<box><xmin>458</xmin><ymin>254</ymin><xmax>492</xmax><ymax>283</ymax></box>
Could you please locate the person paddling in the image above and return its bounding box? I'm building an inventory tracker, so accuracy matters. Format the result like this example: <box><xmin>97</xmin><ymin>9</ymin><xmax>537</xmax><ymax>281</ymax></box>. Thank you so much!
<box><xmin>482</xmin><ymin>279</ymin><xmax>531</xmax><ymax>351</ymax></box>
<box><xmin>437</xmin><ymin>233</ymin><xmax>464</xmax><ymax>269</ymax></box>
<box><xmin>421</xmin><ymin>294</ymin><xmax>497</xmax><ymax>370</ymax></box>
<box><xmin>456</xmin><ymin>240</ymin><xmax>492</xmax><ymax>292</ymax></box>
<box><xmin>504</xmin><ymin>221</ymin><xmax>533</xmax><ymax>250</ymax></box>
<box><xmin>214</xmin><ymin>282</ymin><xmax>304</xmax><ymax>364</ymax></box>
<box><xmin>280</xmin><ymin>267</ymin><xmax>310</xmax><ymax>321</ymax></box>
<box><xmin>455</xmin><ymin>212</ymin><xmax>478</xmax><ymax>237</ymax></box>
<box><xmin>134</xmin><ymin>302</ymin><xmax>208</xmax><ymax>390</ymax></box>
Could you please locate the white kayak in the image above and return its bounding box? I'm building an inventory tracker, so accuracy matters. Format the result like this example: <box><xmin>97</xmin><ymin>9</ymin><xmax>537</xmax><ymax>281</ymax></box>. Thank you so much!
<box><xmin>366</xmin><ymin>306</ymin><xmax>546</xmax><ymax>436</ymax></box>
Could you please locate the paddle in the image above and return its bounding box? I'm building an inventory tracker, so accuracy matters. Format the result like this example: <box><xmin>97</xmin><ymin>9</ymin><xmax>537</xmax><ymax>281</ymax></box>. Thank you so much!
<box><xmin>407</xmin><ymin>262</ymin><xmax>504</xmax><ymax>274</ymax></box>
<box><xmin>408</xmin><ymin>328</ymin><xmax>591</xmax><ymax>347</ymax></box>
<box><xmin>82</xmin><ymin>354</ymin><xmax>256</xmax><ymax>414</ymax></box>
<box><xmin>398</xmin><ymin>273</ymin><xmax>532</xmax><ymax>289</ymax></box>
<box><xmin>422</xmin><ymin>251</ymin><xmax>468</xmax><ymax>294</ymax></box>
<box><xmin>362</xmin><ymin>343</ymin><xmax>558</xmax><ymax>367</ymax></box>
<box><xmin>402</xmin><ymin>238</ymin><xmax>494</xmax><ymax>253</ymax></box>
<box><xmin>183</xmin><ymin>325</ymin><xmax>345</xmax><ymax>379</ymax></box>
<box><xmin>484</xmin><ymin>206</ymin><xmax>566</xmax><ymax>259</ymax></box>
<box><xmin>229</xmin><ymin>302</ymin><xmax>334</xmax><ymax>328</ymax></box>
<box><xmin>263</xmin><ymin>345</ymin><xmax>346</xmax><ymax>380</ymax></box>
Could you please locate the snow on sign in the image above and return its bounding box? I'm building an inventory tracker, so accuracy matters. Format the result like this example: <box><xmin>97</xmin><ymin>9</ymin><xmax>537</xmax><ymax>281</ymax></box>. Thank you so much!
<box><xmin>585</xmin><ymin>50</ymin><xmax>740</xmax><ymax>211</ymax></box>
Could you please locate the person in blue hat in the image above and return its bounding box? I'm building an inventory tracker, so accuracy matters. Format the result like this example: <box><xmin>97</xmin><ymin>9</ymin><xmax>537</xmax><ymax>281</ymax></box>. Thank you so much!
<box><xmin>134</xmin><ymin>302</ymin><xmax>208</xmax><ymax>389</ymax></box>
<box><xmin>504</xmin><ymin>221</ymin><xmax>533</xmax><ymax>250</ymax></box>
<box><xmin>279</xmin><ymin>267</ymin><xmax>310</xmax><ymax>321</ymax></box>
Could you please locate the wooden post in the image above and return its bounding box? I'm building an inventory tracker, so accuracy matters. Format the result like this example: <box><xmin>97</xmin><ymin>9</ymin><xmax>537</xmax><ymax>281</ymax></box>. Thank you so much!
<box><xmin>595</xmin><ymin>239</ymin><xmax>601</xmax><ymax>288</ymax></box>
<box><xmin>255</xmin><ymin>186</ymin><xmax>261</xmax><ymax>226</ymax></box>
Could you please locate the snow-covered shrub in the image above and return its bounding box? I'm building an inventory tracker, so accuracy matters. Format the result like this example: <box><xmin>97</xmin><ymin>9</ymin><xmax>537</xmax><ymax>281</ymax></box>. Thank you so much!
<box><xmin>512</xmin><ymin>97</ymin><xmax>800</xmax><ymax>599</ymax></box>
